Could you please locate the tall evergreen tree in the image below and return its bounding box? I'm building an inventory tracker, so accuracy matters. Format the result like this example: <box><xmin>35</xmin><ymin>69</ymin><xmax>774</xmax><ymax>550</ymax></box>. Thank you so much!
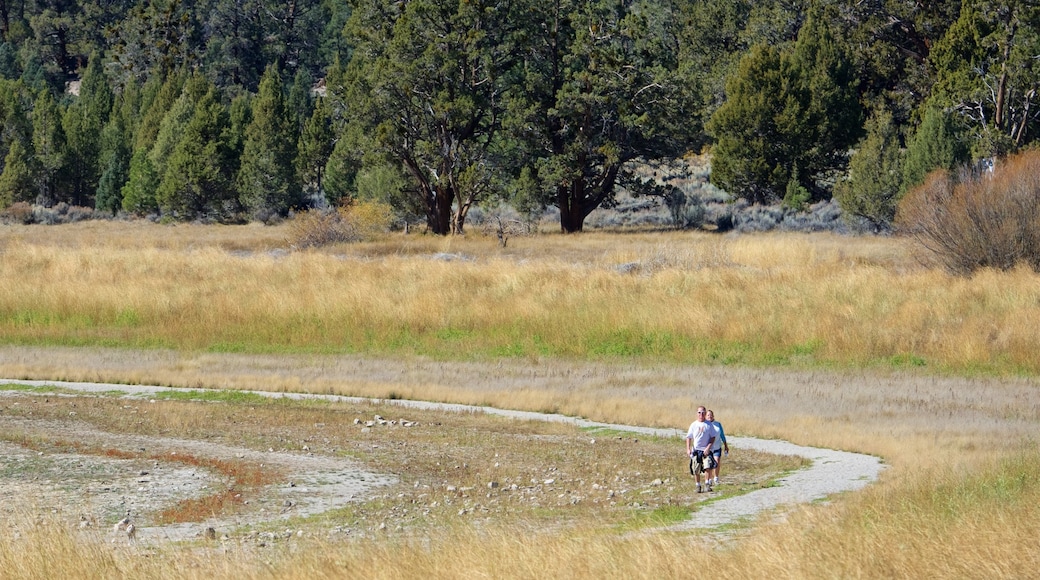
<box><xmin>156</xmin><ymin>85</ymin><xmax>236</xmax><ymax>219</ymax></box>
<box><xmin>108</xmin><ymin>0</ymin><xmax>201</xmax><ymax>82</ymax></box>
<box><xmin>120</xmin><ymin>146</ymin><xmax>159</xmax><ymax>215</ymax></box>
<box><xmin>134</xmin><ymin>70</ymin><xmax>186</xmax><ymax>152</ymax></box>
<box><xmin>204</xmin><ymin>0</ymin><xmax>266</xmax><ymax>89</ymax></box>
<box><xmin>0</xmin><ymin>139</ymin><xmax>35</xmax><ymax>207</ymax></box>
<box><xmin>709</xmin><ymin>10</ymin><xmax>862</xmax><ymax>203</ymax></box>
<box><xmin>322</xmin><ymin>125</ymin><xmax>360</xmax><ymax>205</ymax></box>
<box><xmin>95</xmin><ymin>106</ymin><xmax>132</xmax><ymax>214</ymax></box>
<box><xmin>296</xmin><ymin>95</ymin><xmax>333</xmax><ymax>204</ymax></box>
<box><xmin>237</xmin><ymin>63</ymin><xmax>299</xmax><ymax>219</ymax></box>
<box><xmin>0</xmin><ymin>42</ymin><xmax>20</xmax><ymax>79</ymax></box>
<box><xmin>504</xmin><ymin>0</ymin><xmax>696</xmax><ymax>233</ymax></box>
<box><xmin>62</xmin><ymin>51</ymin><xmax>112</xmax><ymax>207</ymax></box>
<box><xmin>929</xmin><ymin>0</ymin><xmax>1040</xmax><ymax>158</ymax></box>
<box><xmin>678</xmin><ymin>0</ymin><xmax>752</xmax><ymax>122</ymax></box>
<box><xmin>286</xmin><ymin>67</ymin><xmax>312</xmax><ymax>135</ymax></box>
<box><xmin>225</xmin><ymin>91</ymin><xmax>251</xmax><ymax>175</ymax></box>
<box><xmin>30</xmin><ymin>87</ymin><xmax>66</xmax><ymax>206</ymax></box>
<box><xmin>0</xmin><ymin>78</ymin><xmax>32</xmax><ymax>168</ymax></box>
<box><xmin>343</xmin><ymin>0</ymin><xmax>525</xmax><ymax>234</ymax></box>
<box><xmin>148</xmin><ymin>73</ymin><xmax>209</xmax><ymax>181</ymax></box>
<box><xmin>261</xmin><ymin>0</ymin><xmax>326</xmax><ymax>78</ymax></box>
<box><xmin>318</xmin><ymin>0</ymin><xmax>352</xmax><ymax>65</ymax></box>
<box><xmin>98</xmin><ymin>81</ymin><xmax>145</xmax><ymax>212</ymax></box>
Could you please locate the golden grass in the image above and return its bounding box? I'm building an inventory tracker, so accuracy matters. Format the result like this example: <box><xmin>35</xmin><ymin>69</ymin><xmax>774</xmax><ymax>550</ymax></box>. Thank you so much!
<box><xmin>4</xmin><ymin>450</ymin><xmax>1038</xmax><ymax>579</ymax></box>
<box><xmin>2</xmin><ymin>223</ymin><xmax>1039</xmax><ymax>374</ymax></box>
<box><xmin>2</xmin><ymin>221</ymin><xmax>1040</xmax><ymax>578</ymax></box>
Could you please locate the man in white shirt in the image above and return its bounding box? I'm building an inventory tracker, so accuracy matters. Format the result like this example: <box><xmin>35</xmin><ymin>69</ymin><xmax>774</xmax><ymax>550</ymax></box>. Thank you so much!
<box><xmin>685</xmin><ymin>406</ymin><xmax>717</xmax><ymax>493</ymax></box>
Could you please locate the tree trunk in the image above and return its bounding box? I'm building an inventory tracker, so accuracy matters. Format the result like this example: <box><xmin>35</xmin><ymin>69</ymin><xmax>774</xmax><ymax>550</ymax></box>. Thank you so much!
<box><xmin>558</xmin><ymin>183</ymin><xmax>585</xmax><ymax>233</ymax></box>
<box><xmin>425</xmin><ymin>183</ymin><xmax>454</xmax><ymax>235</ymax></box>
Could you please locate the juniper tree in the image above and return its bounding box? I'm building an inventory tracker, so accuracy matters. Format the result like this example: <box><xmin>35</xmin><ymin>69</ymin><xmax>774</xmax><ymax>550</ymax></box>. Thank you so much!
<box><xmin>503</xmin><ymin>0</ymin><xmax>696</xmax><ymax>233</ymax></box>
<box><xmin>0</xmin><ymin>139</ymin><xmax>35</xmax><ymax>207</ymax></box>
<box><xmin>237</xmin><ymin>63</ymin><xmax>300</xmax><ymax>220</ymax></box>
<box><xmin>30</xmin><ymin>87</ymin><xmax>67</xmax><ymax>206</ymax></box>
<box><xmin>902</xmin><ymin>105</ymin><xmax>968</xmax><ymax>193</ymax></box>
<box><xmin>120</xmin><ymin>147</ymin><xmax>159</xmax><ymax>215</ymax></box>
<box><xmin>834</xmin><ymin>107</ymin><xmax>904</xmax><ymax>230</ymax></box>
<box><xmin>708</xmin><ymin>8</ymin><xmax>861</xmax><ymax>204</ymax></box>
<box><xmin>342</xmin><ymin>0</ymin><xmax>520</xmax><ymax>234</ymax></box>
<box><xmin>62</xmin><ymin>52</ymin><xmax>112</xmax><ymax>207</ymax></box>
<box><xmin>296</xmin><ymin>95</ymin><xmax>333</xmax><ymax>204</ymax></box>
<box><xmin>156</xmin><ymin>85</ymin><xmax>235</xmax><ymax>219</ymax></box>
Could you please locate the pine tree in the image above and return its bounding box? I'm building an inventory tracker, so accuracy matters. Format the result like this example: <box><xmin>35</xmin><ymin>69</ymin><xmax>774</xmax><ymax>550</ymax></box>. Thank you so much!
<box><xmin>296</xmin><ymin>95</ymin><xmax>333</xmax><ymax>204</ymax></box>
<box><xmin>121</xmin><ymin>147</ymin><xmax>159</xmax><ymax>215</ymax></box>
<box><xmin>95</xmin><ymin>111</ymin><xmax>131</xmax><ymax>215</ymax></box>
<box><xmin>0</xmin><ymin>139</ymin><xmax>35</xmax><ymax>207</ymax></box>
<box><xmin>62</xmin><ymin>52</ymin><xmax>113</xmax><ymax>207</ymax></box>
<box><xmin>0</xmin><ymin>78</ymin><xmax>32</xmax><ymax>167</ymax></box>
<box><xmin>237</xmin><ymin>64</ymin><xmax>300</xmax><ymax>220</ymax></box>
<box><xmin>224</xmin><ymin>93</ymin><xmax>252</xmax><ymax>196</ymax></box>
<box><xmin>203</xmin><ymin>0</ymin><xmax>266</xmax><ymax>89</ymax></box>
<box><xmin>134</xmin><ymin>71</ymin><xmax>186</xmax><ymax>152</ymax></box>
<box><xmin>156</xmin><ymin>86</ymin><xmax>235</xmax><ymax>220</ymax></box>
<box><xmin>287</xmin><ymin>67</ymin><xmax>313</xmax><ymax>135</ymax></box>
<box><xmin>149</xmin><ymin>74</ymin><xmax>209</xmax><ymax>181</ymax></box>
<box><xmin>0</xmin><ymin>42</ymin><xmax>20</xmax><ymax>80</ymax></box>
<box><xmin>31</xmin><ymin>88</ymin><xmax>67</xmax><ymax>206</ymax></box>
<box><xmin>323</xmin><ymin>129</ymin><xmax>359</xmax><ymax>205</ymax></box>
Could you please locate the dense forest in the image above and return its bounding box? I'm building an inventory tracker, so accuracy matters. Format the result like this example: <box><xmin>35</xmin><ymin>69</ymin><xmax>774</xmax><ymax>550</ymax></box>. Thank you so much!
<box><xmin>0</xmin><ymin>0</ymin><xmax>1035</xmax><ymax>234</ymax></box>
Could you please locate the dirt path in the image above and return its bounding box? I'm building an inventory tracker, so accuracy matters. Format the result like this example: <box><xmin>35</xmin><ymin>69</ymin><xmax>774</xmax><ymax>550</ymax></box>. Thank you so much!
<box><xmin>1</xmin><ymin>378</ymin><xmax>884</xmax><ymax>540</ymax></box>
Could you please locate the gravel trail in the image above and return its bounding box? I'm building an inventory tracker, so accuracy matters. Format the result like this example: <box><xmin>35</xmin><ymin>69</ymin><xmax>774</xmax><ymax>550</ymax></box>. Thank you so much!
<box><xmin>2</xmin><ymin>378</ymin><xmax>885</xmax><ymax>533</ymax></box>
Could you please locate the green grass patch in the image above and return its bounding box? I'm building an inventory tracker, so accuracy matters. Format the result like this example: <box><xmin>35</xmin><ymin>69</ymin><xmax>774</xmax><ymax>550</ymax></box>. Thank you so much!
<box><xmin>0</xmin><ymin>383</ymin><xmax>73</xmax><ymax>394</ymax></box>
<box><xmin>0</xmin><ymin>383</ymin><xmax>38</xmax><ymax>392</ymax></box>
<box><xmin>888</xmin><ymin>353</ymin><xmax>927</xmax><ymax>368</ymax></box>
<box><xmin>144</xmin><ymin>389</ymin><xmax>272</xmax><ymax>405</ymax></box>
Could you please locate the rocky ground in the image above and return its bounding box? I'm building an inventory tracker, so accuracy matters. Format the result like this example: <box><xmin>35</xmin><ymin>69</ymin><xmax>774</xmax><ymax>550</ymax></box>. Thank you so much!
<box><xmin>0</xmin><ymin>378</ymin><xmax>882</xmax><ymax>549</ymax></box>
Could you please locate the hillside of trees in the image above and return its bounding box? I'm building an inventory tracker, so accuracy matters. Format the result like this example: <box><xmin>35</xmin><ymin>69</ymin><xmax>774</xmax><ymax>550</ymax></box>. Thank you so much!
<box><xmin>0</xmin><ymin>0</ymin><xmax>1035</xmax><ymax>234</ymax></box>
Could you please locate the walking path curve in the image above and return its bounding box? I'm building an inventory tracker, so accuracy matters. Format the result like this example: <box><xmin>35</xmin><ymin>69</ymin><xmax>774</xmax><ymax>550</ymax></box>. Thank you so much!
<box><xmin>2</xmin><ymin>378</ymin><xmax>885</xmax><ymax>532</ymax></box>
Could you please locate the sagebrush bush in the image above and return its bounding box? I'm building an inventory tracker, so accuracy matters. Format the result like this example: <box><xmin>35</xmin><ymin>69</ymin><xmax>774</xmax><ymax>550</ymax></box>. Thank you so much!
<box><xmin>0</xmin><ymin>201</ymin><xmax>33</xmax><ymax>224</ymax></box>
<box><xmin>896</xmin><ymin>150</ymin><xmax>1040</xmax><ymax>274</ymax></box>
<box><xmin>0</xmin><ymin>202</ymin><xmax>98</xmax><ymax>225</ymax></box>
<box><xmin>288</xmin><ymin>200</ymin><xmax>393</xmax><ymax>248</ymax></box>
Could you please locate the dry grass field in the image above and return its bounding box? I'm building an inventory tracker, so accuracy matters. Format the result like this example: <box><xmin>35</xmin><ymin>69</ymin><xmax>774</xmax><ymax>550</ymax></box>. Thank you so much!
<box><xmin>1</xmin><ymin>220</ymin><xmax>1039</xmax><ymax>578</ymax></box>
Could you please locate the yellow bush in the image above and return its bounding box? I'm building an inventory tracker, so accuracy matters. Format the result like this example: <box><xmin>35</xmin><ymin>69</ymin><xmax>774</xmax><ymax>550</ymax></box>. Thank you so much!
<box><xmin>287</xmin><ymin>201</ymin><xmax>393</xmax><ymax>248</ymax></box>
<box><xmin>346</xmin><ymin>199</ymin><xmax>394</xmax><ymax>239</ymax></box>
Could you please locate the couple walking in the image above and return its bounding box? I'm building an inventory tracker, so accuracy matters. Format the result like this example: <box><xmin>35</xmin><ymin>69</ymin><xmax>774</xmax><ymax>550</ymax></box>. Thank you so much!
<box><xmin>685</xmin><ymin>406</ymin><xmax>729</xmax><ymax>493</ymax></box>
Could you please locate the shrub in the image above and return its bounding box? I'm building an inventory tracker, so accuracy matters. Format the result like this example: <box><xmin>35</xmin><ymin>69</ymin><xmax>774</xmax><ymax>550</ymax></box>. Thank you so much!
<box><xmin>664</xmin><ymin>189</ymin><xmax>705</xmax><ymax>230</ymax></box>
<box><xmin>287</xmin><ymin>208</ymin><xmax>356</xmax><ymax>248</ymax></box>
<box><xmin>0</xmin><ymin>201</ymin><xmax>33</xmax><ymax>224</ymax></box>
<box><xmin>287</xmin><ymin>200</ymin><xmax>393</xmax><ymax>249</ymax></box>
<box><xmin>896</xmin><ymin>150</ymin><xmax>1040</xmax><ymax>274</ymax></box>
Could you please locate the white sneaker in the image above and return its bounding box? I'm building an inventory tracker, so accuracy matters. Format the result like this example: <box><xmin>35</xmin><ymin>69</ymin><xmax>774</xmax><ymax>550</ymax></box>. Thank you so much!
<box><xmin>714</xmin><ymin>477</ymin><xmax>719</xmax><ymax>485</ymax></box>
